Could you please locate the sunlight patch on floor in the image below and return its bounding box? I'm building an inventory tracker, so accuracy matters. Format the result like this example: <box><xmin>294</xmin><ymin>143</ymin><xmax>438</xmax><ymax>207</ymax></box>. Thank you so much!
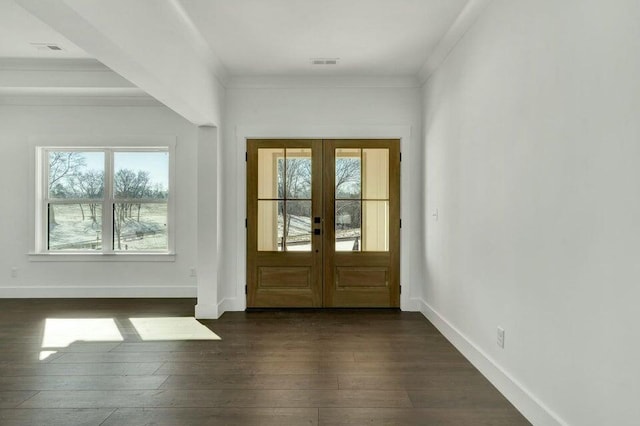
<box><xmin>38</xmin><ymin>350</ymin><xmax>58</xmax><ymax>361</ymax></box>
<box><xmin>40</xmin><ymin>318</ymin><xmax>125</xmax><ymax>361</ymax></box>
<box><xmin>42</xmin><ymin>318</ymin><xmax>124</xmax><ymax>348</ymax></box>
<box><xmin>38</xmin><ymin>317</ymin><xmax>220</xmax><ymax>361</ymax></box>
<box><xmin>129</xmin><ymin>317</ymin><xmax>221</xmax><ymax>341</ymax></box>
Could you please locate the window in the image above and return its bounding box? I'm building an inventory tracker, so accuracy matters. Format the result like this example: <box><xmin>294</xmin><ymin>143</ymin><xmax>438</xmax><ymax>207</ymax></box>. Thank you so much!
<box><xmin>335</xmin><ymin>148</ymin><xmax>389</xmax><ymax>251</ymax></box>
<box><xmin>37</xmin><ymin>147</ymin><xmax>171</xmax><ymax>254</ymax></box>
<box><xmin>257</xmin><ymin>148</ymin><xmax>313</xmax><ymax>252</ymax></box>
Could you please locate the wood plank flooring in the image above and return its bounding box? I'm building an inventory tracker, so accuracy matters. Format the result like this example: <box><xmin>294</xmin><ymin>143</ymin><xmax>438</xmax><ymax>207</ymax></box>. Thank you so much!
<box><xmin>0</xmin><ymin>299</ymin><xmax>530</xmax><ymax>425</ymax></box>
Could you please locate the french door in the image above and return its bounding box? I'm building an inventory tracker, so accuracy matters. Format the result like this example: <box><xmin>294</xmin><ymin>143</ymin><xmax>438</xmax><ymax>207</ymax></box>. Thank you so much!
<box><xmin>246</xmin><ymin>139</ymin><xmax>400</xmax><ymax>308</ymax></box>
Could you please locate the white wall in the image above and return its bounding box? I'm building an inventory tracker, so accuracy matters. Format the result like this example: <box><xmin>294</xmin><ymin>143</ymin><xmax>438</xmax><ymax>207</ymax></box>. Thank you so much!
<box><xmin>219</xmin><ymin>84</ymin><xmax>423</xmax><ymax>312</ymax></box>
<box><xmin>0</xmin><ymin>103</ymin><xmax>199</xmax><ymax>297</ymax></box>
<box><xmin>422</xmin><ymin>0</ymin><xmax>640</xmax><ymax>425</ymax></box>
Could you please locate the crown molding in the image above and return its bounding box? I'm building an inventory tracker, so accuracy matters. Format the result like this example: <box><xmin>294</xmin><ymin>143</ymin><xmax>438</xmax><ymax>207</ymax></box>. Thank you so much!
<box><xmin>0</xmin><ymin>58</ymin><xmax>152</xmax><ymax>101</ymax></box>
<box><xmin>0</xmin><ymin>93</ymin><xmax>161</xmax><ymax>106</ymax></box>
<box><xmin>228</xmin><ymin>75</ymin><xmax>421</xmax><ymax>89</ymax></box>
<box><xmin>418</xmin><ymin>0</ymin><xmax>494</xmax><ymax>85</ymax></box>
<box><xmin>0</xmin><ymin>87</ymin><xmax>146</xmax><ymax>96</ymax></box>
<box><xmin>0</xmin><ymin>58</ymin><xmax>109</xmax><ymax>72</ymax></box>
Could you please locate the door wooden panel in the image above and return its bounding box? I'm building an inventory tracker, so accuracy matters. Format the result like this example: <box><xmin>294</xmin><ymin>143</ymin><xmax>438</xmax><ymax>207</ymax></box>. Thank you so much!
<box><xmin>335</xmin><ymin>267</ymin><xmax>389</xmax><ymax>288</ymax></box>
<box><xmin>259</xmin><ymin>267</ymin><xmax>312</xmax><ymax>289</ymax></box>
<box><xmin>247</xmin><ymin>139</ymin><xmax>399</xmax><ymax>308</ymax></box>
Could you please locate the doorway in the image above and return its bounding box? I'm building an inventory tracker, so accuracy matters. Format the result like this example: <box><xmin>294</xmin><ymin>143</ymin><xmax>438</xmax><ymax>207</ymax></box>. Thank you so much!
<box><xmin>246</xmin><ymin>139</ymin><xmax>400</xmax><ymax>308</ymax></box>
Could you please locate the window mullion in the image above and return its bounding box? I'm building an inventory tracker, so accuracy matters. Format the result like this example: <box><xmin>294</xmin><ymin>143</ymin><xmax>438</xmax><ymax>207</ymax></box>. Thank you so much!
<box><xmin>104</xmin><ymin>149</ymin><xmax>114</xmax><ymax>253</ymax></box>
<box><xmin>41</xmin><ymin>149</ymin><xmax>49</xmax><ymax>252</ymax></box>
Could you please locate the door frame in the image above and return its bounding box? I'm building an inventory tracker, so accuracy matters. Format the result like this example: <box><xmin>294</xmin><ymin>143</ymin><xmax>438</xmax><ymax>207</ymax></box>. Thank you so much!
<box><xmin>246</xmin><ymin>138</ymin><xmax>400</xmax><ymax>308</ymax></box>
<box><xmin>233</xmin><ymin>125</ymin><xmax>414</xmax><ymax>312</ymax></box>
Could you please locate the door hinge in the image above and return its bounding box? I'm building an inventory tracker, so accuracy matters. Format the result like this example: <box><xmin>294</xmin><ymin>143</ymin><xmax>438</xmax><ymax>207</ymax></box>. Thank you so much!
<box><xmin>245</xmin><ymin>152</ymin><xmax>248</xmax><ymax>161</ymax></box>
<box><xmin>399</xmin><ymin>285</ymin><xmax>402</xmax><ymax>294</ymax></box>
<box><xmin>400</xmin><ymin>219</ymin><xmax>402</xmax><ymax>228</ymax></box>
<box><xmin>400</xmin><ymin>152</ymin><xmax>402</xmax><ymax>162</ymax></box>
<box><xmin>245</xmin><ymin>285</ymin><xmax>248</xmax><ymax>294</ymax></box>
<box><xmin>245</xmin><ymin>218</ymin><xmax>248</xmax><ymax>228</ymax></box>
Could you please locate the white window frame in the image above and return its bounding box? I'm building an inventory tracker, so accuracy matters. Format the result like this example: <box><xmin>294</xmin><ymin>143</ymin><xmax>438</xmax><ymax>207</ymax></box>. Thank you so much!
<box><xmin>29</xmin><ymin>136</ymin><xmax>176</xmax><ymax>261</ymax></box>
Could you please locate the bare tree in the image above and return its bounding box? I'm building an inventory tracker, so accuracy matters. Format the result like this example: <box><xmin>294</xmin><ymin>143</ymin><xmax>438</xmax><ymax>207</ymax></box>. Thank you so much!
<box><xmin>47</xmin><ymin>152</ymin><xmax>86</xmax><ymax>226</ymax></box>
<box><xmin>284</xmin><ymin>158</ymin><xmax>311</xmax><ymax>199</ymax></box>
<box><xmin>69</xmin><ymin>171</ymin><xmax>104</xmax><ymax>223</ymax></box>
<box><xmin>113</xmin><ymin>169</ymin><xmax>157</xmax><ymax>249</ymax></box>
<box><xmin>272</xmin><ymin>155</ymin><xmax>360</xmax><ymax>247</ymax></box>
<box><xmin>48</xmin><ymin>152</ymin><xmax>86</xmax><ymax>191</ymax></box>
<box><xmin>335</xmin><ymin>157</ymin><xmax>360</xmax><ymax>198</ymax></box>
<box><xmin>276</xmin><ymin>158</ymin><xmax>312</xmax><ymax>242</ymax></box>
<box><xmin>335</xmin><ymin>157</ymin><xmax>361</xmax><ymax>228</ymax></box>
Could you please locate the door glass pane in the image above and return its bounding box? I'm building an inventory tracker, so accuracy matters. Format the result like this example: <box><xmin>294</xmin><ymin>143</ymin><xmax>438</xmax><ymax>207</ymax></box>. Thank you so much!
<box><xmin>335</xmin><ymin>200</ymin><xmax>361</xmax><ymax>251</ymax></box>
<box><xmin>258</xmin><ymin>200</ymin><xmax>284</xmax><ymax>251</ymax></box>
<box><xmin>335</xmin><ymin>148</ymin><xmax>361</xmax><ymax>199</ymax></box>
<box><xmin>114</xmin><ymin>152</ymin><xmax>169</xmax><ymax>200</ymax></box>
<box><xmin>258</xmin><ymin>149</ymin><xmax>285</xmax><ymax>199</ymax></box>
<box><xmin>48</xmin><ymin>203</ymin><xmax>102</xmax><ymax>250</ymax></box>
<box><xmin>285</xmin><ymin>201</ymin><xmax>312</xmax><ymax>251</ymax></box>
<box><xmin>363</xmin><ymin>149</ymin><xmax>389</xmax><ymax>199</ymax></box>
<box><xmin>113</xmin><ymin>203</ymin><xmax>168</xmax><ymax>251</ymax></box>
<box><xmin>48</xmin><ymin>151</ymin><xmax>104</xmax><ymax>199</ymax></box>
<box><xmin>285</xmin><ymin>148</ymin><xmax>311</xmax><ymax>199</ymax></box>
<box><xmin>362</xmin><ymin>201</ymin><xmax>389</xmax><ymax>251</ymax></box>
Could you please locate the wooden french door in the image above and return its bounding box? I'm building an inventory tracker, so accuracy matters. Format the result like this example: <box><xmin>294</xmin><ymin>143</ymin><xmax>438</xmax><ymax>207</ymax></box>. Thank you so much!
<box><xmin>247</xmin><ymin>139</ymin><xmax>400</xmax><ymax>308</ymax></box>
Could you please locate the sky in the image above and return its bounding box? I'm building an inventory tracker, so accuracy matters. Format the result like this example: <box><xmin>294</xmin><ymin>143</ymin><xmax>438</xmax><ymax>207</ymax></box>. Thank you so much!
<box><xmin>80</xmin><ymin>151</ymin><xmax>169</xmax><ymax>190</ymax></box>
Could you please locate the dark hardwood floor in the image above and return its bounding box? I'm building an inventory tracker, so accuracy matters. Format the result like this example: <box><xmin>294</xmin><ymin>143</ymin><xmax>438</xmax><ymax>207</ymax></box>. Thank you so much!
<box><xmin>0</xmin><ymin>299</ymin><xmax>530</xmax><ymax>425</ymax></box>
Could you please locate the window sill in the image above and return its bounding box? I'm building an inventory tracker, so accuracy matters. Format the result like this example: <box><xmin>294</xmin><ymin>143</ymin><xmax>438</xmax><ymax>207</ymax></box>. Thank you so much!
<box><xmin>28</xmin><ymin>252</ymin><xmax>176</xmax><ymax>262</ymax></box>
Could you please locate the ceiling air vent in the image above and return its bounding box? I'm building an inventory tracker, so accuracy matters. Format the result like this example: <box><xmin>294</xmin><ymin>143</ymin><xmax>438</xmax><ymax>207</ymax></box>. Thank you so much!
<box><xmin>31</xmin><ymin>43</ymin><xmax>65</xmax><ymax>52</ymax></box>
<box><xmin>310</xmin><ymin>58</ymin><xmax>339</xmax><ymax>65</ymax></box>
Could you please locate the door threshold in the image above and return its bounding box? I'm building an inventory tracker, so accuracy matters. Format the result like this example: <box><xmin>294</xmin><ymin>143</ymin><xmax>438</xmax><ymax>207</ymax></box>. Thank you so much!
<box><xmin>245</xmin><ymin>307</ymin><xmax>401</xmax><ymax>313</ymax></box>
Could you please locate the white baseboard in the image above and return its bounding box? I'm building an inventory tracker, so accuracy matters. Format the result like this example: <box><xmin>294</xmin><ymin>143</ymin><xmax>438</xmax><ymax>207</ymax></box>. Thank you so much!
<box><xmin>217</xmin><ymin>297</ymin><xmax>243</xmax><ymax>317</ymax></box>
<box><xmin>0</xmin><ymin>285</ymin><xmax>196</xmax><ymax>298</ymax></box>
<box><xmin>406</xmin><ymin>297</ymin><xmax>423</xmax><ymax>312</ymax></box>
<box><xmin>195</xmin><ymin>303</ymin><xmax>218</xmax><ymax>319</ymax></box>
<box><xmin>195</xmin><ymin>297</ymin><xmax>243</xmax><ymax>319</ymax></box>
<box><xmin>416</xmin><ymin>298</ymin><xmax>567</xmax><ymax>426</ymax></box>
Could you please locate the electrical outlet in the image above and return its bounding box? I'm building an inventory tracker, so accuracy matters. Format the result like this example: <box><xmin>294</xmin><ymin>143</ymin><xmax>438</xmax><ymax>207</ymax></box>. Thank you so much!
<box><xmin>497</xmin><ymin>327</ymin><xmax>505</xmax><ymax>348</ymax></box>
<box><xmin>10</xmin><ymin>267</ymin><xmax>18</xmax><ymax>278</ymax></box>
<box><xmin>189</xmin><ymin>268</ymin><xmax>197</xmax><ymax>277</ymax></box>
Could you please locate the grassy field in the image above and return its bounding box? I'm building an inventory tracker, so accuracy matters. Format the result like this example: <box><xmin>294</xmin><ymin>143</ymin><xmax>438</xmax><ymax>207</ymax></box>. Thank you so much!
<box><xmin>49</xmin><ymin>203</ymin><xmax>167</xmax><ymax>251</ymax></box>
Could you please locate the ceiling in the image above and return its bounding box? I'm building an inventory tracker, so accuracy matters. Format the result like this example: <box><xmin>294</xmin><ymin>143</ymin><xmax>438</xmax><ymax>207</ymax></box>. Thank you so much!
<box><xmin>180</xmin><ymin>0</ymin><xmax>469</xmax><ymax>76</ymax></box>
<box><xmin>1</xmin><ymin>0</ymin><xmax>474</xmax><ymax>120</ymax></box>
<box><xmin>1</xmin><ymin>0</ymin><xmax>470</xmax><ymax>77</ymax></box>
<box><xmin>0</xmin><ymin>0</ymin><xmax>88</xmax><ymax>59</ymax></box>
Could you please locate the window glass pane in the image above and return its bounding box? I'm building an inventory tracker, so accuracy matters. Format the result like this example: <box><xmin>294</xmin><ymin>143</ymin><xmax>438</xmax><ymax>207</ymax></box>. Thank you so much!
<box><xmin>285</xmin><ymin>148</ymin><xmax>311</xmax><ymax>199</ymax></box>
<box><xmin>362</xmin><ymin>149</ymin><xmax>389</xmax><ymax>199</ymax></box>
<box><xmin>335</xmin><ymin>149</ymin><xmax>361</xmax><ymax>199</ymax></box>
<box><xmin>48</xmin><ymin>152</ymin><xmax>104</xmax><ymax>199</ymax></box>
<box><xmin>48</xmin><ymin>203</ymin><xmax>102</xmax><ymax>250</ymax></box>
<box><xmin>114</xmin><ymin>152</ymin><xmax>169</xmax><ymax>200</ymax></box>
<box><xmin>258</xmin><ymin>200</ymin><xmax>284</xmax><ymax>251</ymax></box>
<box><xmin>362</xmin><ymin>201</ymin><xmax>389</xmax><ymax>251</ymax></box>
<box><xmin>285</xmin><ymin>200</ymin><xmax>311</xmax><ymax>251</ymax></box>
<box><xmin>113</xmin><ymin>203</ymin><xmax>168</xmax><ymax>251</ymax></box>
<box><xmin>258</xmin><ymin>148</ymin><xmax>284</xmax><ymax>199</ymax></box>
<box><xmin>336</xmin><ymin>200</ymin><xmax>361</xmax><ymax>251</ymax></box>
